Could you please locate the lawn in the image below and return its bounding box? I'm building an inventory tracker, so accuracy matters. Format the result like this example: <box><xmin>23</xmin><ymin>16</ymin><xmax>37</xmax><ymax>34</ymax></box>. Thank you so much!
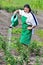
<box><xmin>0</xmin><ymin>0</ymin><xmax>43</xmax><ymax>12</ymax></box>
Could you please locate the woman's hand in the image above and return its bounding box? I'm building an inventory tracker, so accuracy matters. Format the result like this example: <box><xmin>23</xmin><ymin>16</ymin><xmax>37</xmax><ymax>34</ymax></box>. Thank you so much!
<box><xmin>14</xmin><ymin>10</ymin><xmax>19</xmax><ymax>15</ymax></box>
<box><xmin>27</xmin><ymin>27</ymin><xmax>32</xmax><ymax>30</ymax></box>
<box><xmin>27</xmin><ymin>26</ymin><xmax>36</xmax><ymax>30</ymax></box>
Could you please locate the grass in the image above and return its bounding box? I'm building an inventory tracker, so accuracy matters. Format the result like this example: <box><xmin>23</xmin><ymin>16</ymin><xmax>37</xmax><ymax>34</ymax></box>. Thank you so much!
<box><xmin>35</xmin><ymin>29</ymin><xmax>43</xmax><ymax>39</ymax></box>
<box><xmin>0</xmin><ymin>35</ymin><xmax>3</xmax><ymax>49</ymax></box>
<box><xmin>0</xmin><ymin>35</ymin><xmax>5</xmax><ymax>49</ymax></box>
<box><xmin>0</xmin><ymin>0</ymin><xmax>43</xmax><ymax>12</ymax></box>
<box><xmin>12</xmin><ymin>28</ymin><xmax>22</xmax><ymax>34</ymax></box>
<box><xmin>35</xmin><ymin>56</ymin><xmax>42</xmax><ymax>65</ymax></box>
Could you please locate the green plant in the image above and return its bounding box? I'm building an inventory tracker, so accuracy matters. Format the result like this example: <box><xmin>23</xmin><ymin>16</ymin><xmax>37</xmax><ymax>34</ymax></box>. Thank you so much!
<box><xmin>0</xmin><ymin>0</ymin><xmax>43</xmax><ymax>12</ymax></box>
<box><xmin>28</xmin><ymin>40</ymin><xmax>41</xmax><ymax>56</ymax></box>
<box><xmin>35</xmin><ymin>56</ymin><xmax>42</xmax><ymax>65</ymax></box>
<box><xmin>12</xmin><ymin>28</ymin><xmax>22</xmax><ymax>34</ymax></box>
<box><xmin>35</xmin><ymin>29</ymin><xmax>43</xmax><ymax>39</ymax></box>
<box><xmin>0</xmin><ymin>27</ymin><xmax>43</xmax><ymax>65</ymax></box>
<box><xmin>0</xmin><ymin>35</ymin><xmax>17</xmax><ymax>65</ymax></box>
<box><xmin>0</xmin><ymin>35</ymin><xmax>30</xmax><ymax>65</ymax></box>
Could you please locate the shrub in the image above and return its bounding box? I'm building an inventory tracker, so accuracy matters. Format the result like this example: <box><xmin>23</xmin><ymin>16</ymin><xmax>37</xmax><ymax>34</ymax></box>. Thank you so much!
<box><xmin>28</xmin><ymin>40</ymin><xmax>41</xmax><ymax>56</ymax></box>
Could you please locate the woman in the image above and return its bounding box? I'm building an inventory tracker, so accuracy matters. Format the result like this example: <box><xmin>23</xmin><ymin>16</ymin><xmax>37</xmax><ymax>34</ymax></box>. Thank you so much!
<box><xmin>12</xmin><ymin>4</ymin><xmax>38</xmax><ymax>46</ymax></box>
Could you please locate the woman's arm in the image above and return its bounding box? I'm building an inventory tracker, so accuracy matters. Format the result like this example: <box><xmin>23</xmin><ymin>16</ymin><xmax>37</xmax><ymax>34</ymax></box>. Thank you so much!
<box><xmin>14</xmin><ymin>10</ymin><xmax>19</xmax><ymax>15</ymax></box>
<box><xmin>27</xmin><ymin>26</ymin><xmax>36</xmax><ymax>30</ymax></box>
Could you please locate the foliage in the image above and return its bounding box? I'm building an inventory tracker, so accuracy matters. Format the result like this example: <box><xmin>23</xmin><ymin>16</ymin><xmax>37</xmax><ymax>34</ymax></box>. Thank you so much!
<box><xmin>35</xmin><ymin>29</ymin><xmax>43</xmax><ymax>39</ymax></box>
<box><xmin>34</xmin><ymin>56</ymin><xmax>42</xmax><ymax>65</ymax></box>
<box><xmin>12</xmin><ymin>28</ymin><xmax>22</xmax><ymax>34</ymax></box>
<box><xmin>0</xmin><ymin>35</ymin><xmax>29</xmax><ymax>65</ymax></box>
<box><xmin>28</xmin><ymin>40</ymin><xmax>41</xmax><ymax>56</ymax></box>
<box><xmin>0</xmin><ymin>0</ymin><xmax>43</xmax><ymax>12</ymax></box>
<box><xmin>0</xmin><ymin>28</ymin><xmax>43</xmax><ymax>65</ymax></box>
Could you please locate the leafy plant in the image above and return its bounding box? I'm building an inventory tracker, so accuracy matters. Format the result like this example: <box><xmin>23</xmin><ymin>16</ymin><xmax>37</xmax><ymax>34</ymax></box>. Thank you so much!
<box><xmin>0</xmin><ymin>0</ymin><xmax>43</xmax><ymax>12</ymax></box>
<box><xmin>28</xmin><ymin>40</ymin><xmax>41</xmax><ymax>56</ymax></box>
<box><xmin>35</xmin><ymin>56</ymin><xmax>42</xmax><ymax>65</ymax></box>
<box><xmin>35</xmin><ymin>29</ymin><xmax>43</xmax><ymax>39</ymax></box>
<box><xmin>12</xmin><ymin>28</ymin><xmax>22</xmax><ymax>34</ymax></box>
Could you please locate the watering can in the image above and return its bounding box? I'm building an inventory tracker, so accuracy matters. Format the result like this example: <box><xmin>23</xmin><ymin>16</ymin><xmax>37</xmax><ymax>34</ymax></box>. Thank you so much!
<box><xmin>10</xmin><ymin>14</ymin><xmax>18</xmax><ymax>28</ymax></box>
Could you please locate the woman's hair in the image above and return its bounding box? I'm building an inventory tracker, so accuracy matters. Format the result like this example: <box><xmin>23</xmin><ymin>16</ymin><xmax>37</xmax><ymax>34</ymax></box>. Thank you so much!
<box><xmin>24</xmin><ymin>4</ymin><xmax>31</xmax><ymax>12</ymax></box>
<box><xmin>24</xmin><ymin>4</ymin><xmax>37</xmax><ymax>25</ymax></box>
